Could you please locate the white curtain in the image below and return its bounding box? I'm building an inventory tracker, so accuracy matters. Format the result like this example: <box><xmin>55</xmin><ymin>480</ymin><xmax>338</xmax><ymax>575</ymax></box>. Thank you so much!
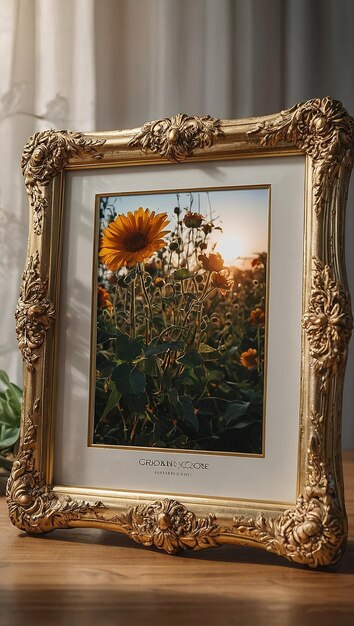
<box><xmin>1</xmin><ymin>0</ymin><xmax>354</xmax><ymax>445</ymax></box>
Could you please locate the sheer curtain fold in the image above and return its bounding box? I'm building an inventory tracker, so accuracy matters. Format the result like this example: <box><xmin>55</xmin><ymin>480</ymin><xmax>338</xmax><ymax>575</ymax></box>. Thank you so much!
<box><xmin>0</xmin><ymin>0</ymin><xmax>96</xmax><ymax>385</ymax></box>
<box><xmin>0</xmin><ymin>0</ymin><xmax>353</xmax><ymax>444</ymax></box>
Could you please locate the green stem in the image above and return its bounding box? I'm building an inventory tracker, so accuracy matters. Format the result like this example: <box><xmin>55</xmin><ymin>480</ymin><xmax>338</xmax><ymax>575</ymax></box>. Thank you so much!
<box><xmin>185</xmin><ymin>230</ymin><xmax>191</xmax><ymax>270</ymax></box>
<box><xmin>129</xmin><ymin>415</ymin><xmax>138</xmax><ymax>443</ymax></box>
<box><xmin>138</xmin><ymin>263</ymin><xmax>153</xmax><ymax>343</ymax></box>
<box><xmin>156</xmin><ymin>325</ymin><xmax>188</xmax><ymax>342</ymax></box>
<box><xmin>130</xmin><ymin>278</ymin><xmax>136</xmax><ymax>338</ymax></box>
<box><xmin>113</xmin><ymin>285</ymin><xmax>119</xmax><ymax>329</ymax></box>
<box><xmin>202</xmin><ymin>270</ymin><xmax>212</xmax><ymax>298</ymax></box>
<box><xmin>202</xmin><ymin>287</ymin><xmax>217</xmax><ymax>300</ymax></box>
<box><xmin>194</xmin><ymin>271</ymin><xmax>212</xmax><ymax>348</ymax></box>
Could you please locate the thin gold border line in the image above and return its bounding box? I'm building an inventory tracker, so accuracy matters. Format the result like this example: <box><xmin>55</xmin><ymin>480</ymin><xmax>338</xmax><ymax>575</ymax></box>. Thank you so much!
<box><xmin>87</xmin><ymin>184</ymin><xmax>271</xmax><ymax>460</ymax></box>
<box><xmin>64</xmin><ymin>149</ymin><xmax>304</xmax><ymax>171</ymax></box>
<box><xmin>295</xmin><ymin>155</ymin><xmax>310</xmax><ymax>499</ymax></box>
<box><xmin>52</xmin><ymin>483</ymin><xmax>297</xmax><ymax>509</ymax></box>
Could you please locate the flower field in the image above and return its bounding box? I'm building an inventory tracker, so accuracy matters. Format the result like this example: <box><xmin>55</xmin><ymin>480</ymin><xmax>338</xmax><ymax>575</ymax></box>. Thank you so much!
<box><xmin>93</xmin><ymin>192</ymin><xmax>267</xmax><ymax>454</ymax></box>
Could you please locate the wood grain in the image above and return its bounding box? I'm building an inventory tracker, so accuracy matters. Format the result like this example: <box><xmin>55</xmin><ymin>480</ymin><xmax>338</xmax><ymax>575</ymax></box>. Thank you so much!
<box><xmin>1</xmin><ymin>452</ymin><xmax>354</xmax><ymax>626</ymax></box>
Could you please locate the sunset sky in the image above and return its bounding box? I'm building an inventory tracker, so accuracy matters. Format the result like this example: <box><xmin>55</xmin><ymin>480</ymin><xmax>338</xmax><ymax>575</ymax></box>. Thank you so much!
<box><xmin>104</xmin><ymin>188</ymin><xmax>269</xmax><ymax>267</ymax></box>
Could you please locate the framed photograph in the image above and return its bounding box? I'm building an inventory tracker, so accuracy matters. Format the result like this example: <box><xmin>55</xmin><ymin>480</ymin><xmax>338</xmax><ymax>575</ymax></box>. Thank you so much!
<box><xmin>7</xmin><ymin>97</ymin><xmax>353</xmax><ymax>567</ymax></box>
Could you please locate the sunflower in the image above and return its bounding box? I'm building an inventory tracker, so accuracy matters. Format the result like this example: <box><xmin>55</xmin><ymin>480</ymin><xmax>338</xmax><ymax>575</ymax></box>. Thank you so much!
<box><xmin>211</xmin><ymin>272</ymin><xmax>231</xmax><ymax>295</ymax></box>
<box><xmin>97</xmin><ymin>286</ymin><xmax>113</xmax><ymax>311</ymax></box>
<box><xmin>99</xmin><ymin>207</ymin><xmax>170</xmax><ymax>270</ymax></box>
<box><xmin>248</xmin><ymin>307</ymin><xmax>265</xmax><ymax>327</ymax></box>
<box><xmin>198</xmin><ymin>252</ymin><xmax>224</xmax><ymax>273</ymax></box>
<box><xmin>240</xmin><ymin>348</ymin><xmax>258</xmax><ymax>370</ymax></box>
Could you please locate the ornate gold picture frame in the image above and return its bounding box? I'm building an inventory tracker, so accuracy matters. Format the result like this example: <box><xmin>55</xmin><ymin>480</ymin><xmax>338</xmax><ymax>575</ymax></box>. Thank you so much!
<box><xmin>7</xmin><ymin>97</ymin><xmax>354</xmax><ymax>567</ymax></box>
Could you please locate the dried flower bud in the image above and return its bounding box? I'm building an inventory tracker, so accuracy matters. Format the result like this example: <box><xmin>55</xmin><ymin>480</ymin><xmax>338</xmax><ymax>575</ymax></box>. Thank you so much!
<box><xmin>183</xmin><ymin>211</ymin><xmax>204</xmax><ymax>228</ymax></box>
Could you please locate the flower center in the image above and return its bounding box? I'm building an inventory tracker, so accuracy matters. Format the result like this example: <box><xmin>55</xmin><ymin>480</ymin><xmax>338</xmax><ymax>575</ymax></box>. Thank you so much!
<box><xmin>125</xmin><ymin>231</ymin><xmax>148</xmax><ymax>252</ymax></box>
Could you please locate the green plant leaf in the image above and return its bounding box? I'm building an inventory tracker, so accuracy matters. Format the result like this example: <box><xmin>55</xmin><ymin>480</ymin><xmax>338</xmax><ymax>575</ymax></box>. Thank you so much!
<box><xmin>177</xmin><ymin>350</ymin><xmax>203</xmax><ymax>368</ymax></box>
<box><xmin>228</xmin><ymin>420</ymin><xmax>253</xmax><ymax>429</ymax></box>
<box><xmin>144</xmin><ymin>355</ymin><xmax>158</xmax><ymax>377</ymax></box>
<box><xmin>151</xmin><ymin>315</ymin><xmax>165</xmax><ymax>331</ymax></box>
<box><xmin>101</xmin><ymin>387</ymin><xmax>122</xmax><ymax>419</ymax></box>
<box><xmin>130</xmin><ymin>369</ymin><xmax>146</xmax><ymax>395</ymax></box>
<box><xmin>126</xmin><ymin>393</ymin><xmax>148</xmax><ymax>414</ymax></box>
<box><xmin>173</xmin><ymin>268</ymin><xmax>192</xmax><ymax>280</ymax></box>
<box><xmin>143</xmin><ymin>341</ymin><xmax>184</xmax><ymax>358</ymax></box>
<box><xmin>167</xmin><ymin>389</ymin><xmax>198</xmax><ymax>431</ymax></box>
<box><xmin>116</xmin><ymin>334</ymin><xmax>143</xmax><ymax>361</ymax></box>
<box><xmin>207</xmin><ymin>369</ymin><xmax>225</xmax><ymax>384</ymax></box>
<box><xmin>167</xmin><ymin>387</ymin><xmax>179</xmax><ymax>408</ymax></box>
<box><xmin>180</xmin><ymin>369</ymin><xmax>199</xmax><ymax>385</ymax></box>
<box><xmin>0</xmin><ymin>370</ymin><xmax>22</xmax><ymax>452</ymax></box>
<box><xmin>112</xmin><ymin>364</ymin><xmax>146</xmax><ymax>396</ymax></box>
<box><xmin>224</xmin><ymin>401</ymin><xmax>251</xmax><ymax>424</ymax></box>
<box><xmin>97</xmin><ymin>321</ymin><xmax>121</xmax><ymax>344</ymax></box>
<box><xmin>0</xmin><ymin>371</ymin><xmax>10</xmax><ymax>387</ymax></box>
<box><xmin>0</xmin><ymin>425</ymin><xmax>20</xmax><ymax>449</ymax></box>
<box><xmin>99</xmin><ymin>360</ymin><xmax>117</xmax><ymax>377</ymax></box>
<box><xmin>199</xmin><ymin>343</ymin><xmax>220</xmax><ymax>359</ymax></box>
<box><xmin>178</xmin><ymin>396</ymin><xmax>199</xmax><ymax>431</ymax></box>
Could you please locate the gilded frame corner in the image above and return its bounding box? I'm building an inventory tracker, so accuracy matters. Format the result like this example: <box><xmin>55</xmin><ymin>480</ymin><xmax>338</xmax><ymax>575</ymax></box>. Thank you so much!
<box><xmin>7</xmin><ymin>98</ymin><xmax>354</xmax><ymax>567</ymax></box>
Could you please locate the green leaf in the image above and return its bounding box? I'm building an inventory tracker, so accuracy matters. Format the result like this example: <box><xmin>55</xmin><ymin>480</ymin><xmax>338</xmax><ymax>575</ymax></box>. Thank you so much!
<box><xmin>130</xmin><ymin>369</ymin><xmax>146</xmax><ymax>395</ymax></box>
<box><xmin>97</xmin><ymin>321</ymin><xmax>121</xmax><ymax>344</ymax></box>
<box><xmin>112</xmin><ymin>364</ymin><xmax>146</xmax><ymax>396</ymax></box>
<box><xmin>0</xmin><ymin>425</ymin><xmax>19</xmax><ymax>449</ymax></box>
<box><xmin>144</xmin><ymin>355</ymin><xmax>158</xmax><ymax>377</ymax></box>
<box><xmin>177</xmin><ymin>350</ymin><xmax>203</xmax><ymax>368</ymax></box>
<box><xmin>178</xmin><ymin>396</ymin><xmax>199</xmax><ymax>431</ymax></box>
<box><xmin>167</xmin><ymin>388</ymin><xmax>179</xmax><ymax>408</ymax></box>
<box><xmin>199</xmin><ymin>343</ymin><xmax>216</xmax><ymax>353</ymax></box>
<box><xmin>0</xmin><ymin>371</ymin><xmax>10</xmax><ymax>388</ymax></box>
<box><xmin>199</xmin><ymin>343</ymin><xmax>220</xmax><ymax>359</ymax></box>
<box><xmin>101</xmin><ymin>387</ymin><xmax>122</xmax><ymax>419</ymax></box>
<box><xmin>0</xmin><ymin>370</ymin><xmax>22</xmax><ymax>451</ymax></box>
<box><xmin>224</xmin><ymin>401</ymin><xmax>251</xmax><ymax>424</ymax></box>
<box><xmin>111</xmin><ymin>364</ymin><xmax>131</xmax><ymax>393</ymax></box>
<box><xmin>167</xmin><ymin>390</ymin><xmax>198</xmax><ymax>432</ymax></box>
<box><xmin>180</xmin><ymin>369</ymin><xmax>199</xmax><ymax>386</ymax></box>
<box><xmin>228</xmin><ymin>420</ymin><xmax>253</xmax><ymax>429</ymax></box>
<box><xmin>115</xmin><ymin>334</ymin><xmax>143</xmax><ymax>361</ymax></box>
<box><xmin>151</xmin><ymin>315</ymin><xmax>165</xmax><ymax>331</ymax></box>
<box><xmin>99</xmin><ymin>361</ymin><xmax>117</xmax><ymax>377</ymax></box>
<box><xmin>126</xmin><ymin>393</ymin><xmax>148</xmax><ymax>414</ymax></box>
<box><xmin>207</xmin><ymin>369</ymin><xmax>224</xmax><ymax>384</ymax></box>
<box><xmin>143</xmin><ymin>341</ymin><xmax>184</xmax><ymax>358</ymax></box>
<box><xmin>173</xmin><ymin>268</ymin><xmax>192</xmax><ymax>280</ymax></box>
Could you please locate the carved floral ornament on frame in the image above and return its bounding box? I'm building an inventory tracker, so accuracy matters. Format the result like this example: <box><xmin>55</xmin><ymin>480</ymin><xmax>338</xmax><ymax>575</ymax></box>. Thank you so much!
<box><xmin>7</xmin><ymin>97</ymin><xmax>354</xmax><ymax>567</ymax></box>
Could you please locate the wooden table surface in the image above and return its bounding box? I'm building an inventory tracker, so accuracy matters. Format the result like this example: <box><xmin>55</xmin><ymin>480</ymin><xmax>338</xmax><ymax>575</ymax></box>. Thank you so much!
<box><xmin>1</xmin><ymin>452</ymin><xmax>354</xmax><ymax>626</ymax></box>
